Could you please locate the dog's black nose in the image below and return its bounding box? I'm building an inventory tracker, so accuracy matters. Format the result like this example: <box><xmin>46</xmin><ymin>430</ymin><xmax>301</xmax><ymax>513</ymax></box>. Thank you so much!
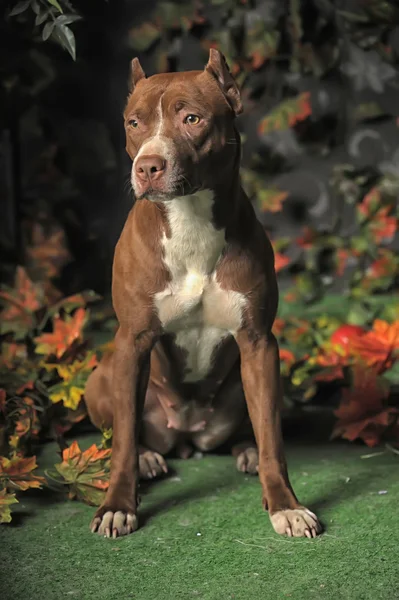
<box><xmin>135</xmin><ymin>155</ymin><xmax>166</xmax><ymax>183</ymax></box>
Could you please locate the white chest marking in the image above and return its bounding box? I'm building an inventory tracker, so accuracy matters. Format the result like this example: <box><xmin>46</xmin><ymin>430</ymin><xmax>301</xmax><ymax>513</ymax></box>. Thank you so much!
<box><xmin>154</xmin><ymin>191</ymin><xmax>246</xmax><ymax>382</ymax></box>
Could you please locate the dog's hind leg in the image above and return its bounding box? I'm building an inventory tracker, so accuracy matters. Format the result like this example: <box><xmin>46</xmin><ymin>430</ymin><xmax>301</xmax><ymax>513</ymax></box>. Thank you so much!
<box><xmin>85</xmin><ymin>352</ymin><xmax>179</xmax><ymax>480</ymax></box>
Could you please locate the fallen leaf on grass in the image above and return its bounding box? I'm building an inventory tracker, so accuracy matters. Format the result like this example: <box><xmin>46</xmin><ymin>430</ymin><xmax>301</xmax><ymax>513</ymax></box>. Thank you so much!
<box><xmin>48</xmin><ymin>440</ymin><xmax>111</xmax><ymax>505</ymax></box>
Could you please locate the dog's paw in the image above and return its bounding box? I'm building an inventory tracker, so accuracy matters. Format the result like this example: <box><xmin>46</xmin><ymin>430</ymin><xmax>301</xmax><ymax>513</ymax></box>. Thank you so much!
<box><xmin>236</xmin><ymin>447</ymin><xmax>258</xmax><ymax>475</ymax></box>
<box><xmin>139</xmin><ymin>450</ymin><xmax>168</xmax><ymax>480</ymax></box>
<box><xmin>270</xmin><ymin>508</ymin><xmax>322</xmax><ymax>538</ymax></box>
<box><xmin>91</xmin><ymin>510</ymin><xmax>138</xmax><ymax>538</ymax></box>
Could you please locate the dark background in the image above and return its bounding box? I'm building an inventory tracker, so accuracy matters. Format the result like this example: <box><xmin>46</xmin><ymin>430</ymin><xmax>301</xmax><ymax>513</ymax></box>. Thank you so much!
<box><xmin>1</xmin><ymin>0</ymin><xmax>398</xmax><ymax>298</ymax></box>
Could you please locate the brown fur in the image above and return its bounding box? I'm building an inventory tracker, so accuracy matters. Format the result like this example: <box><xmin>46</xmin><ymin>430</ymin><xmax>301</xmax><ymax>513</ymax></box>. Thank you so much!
<box><xmin>85</xmin><ymin>50</ymin><xmax>322</xmax><ymax>539</ymax></box>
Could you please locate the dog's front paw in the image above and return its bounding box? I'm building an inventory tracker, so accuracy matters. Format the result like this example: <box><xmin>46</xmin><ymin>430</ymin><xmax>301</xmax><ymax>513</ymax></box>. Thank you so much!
<box><xmin>236</xmin><ymin>447</ymin><xmax>258</xmax><ymax>474</ymax></box>
<box><xmin>270</xmin><ymin>508</ymin><xmax>322</xmax><ymax>538</ymax></box>
<box><xmin>91</xmin><ymin>508</ymin><xmax>138</xmax><ymax>538</ymax></box>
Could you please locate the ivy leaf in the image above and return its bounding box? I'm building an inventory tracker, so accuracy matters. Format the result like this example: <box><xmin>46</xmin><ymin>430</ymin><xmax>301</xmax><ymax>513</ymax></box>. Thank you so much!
<box><xmin>34</xmin><ymin>307</ymin><xmax>87</xmax><ymax>358</ymax></box>
<box><xmin>258</xmin><ymin>92</ymin><xmax>312</xmax><ymax>135</ymax></box>
<box><xmin>0</xmin><ymin>489</ymin><xmax>18</xmax><ymax>524</ymax></box>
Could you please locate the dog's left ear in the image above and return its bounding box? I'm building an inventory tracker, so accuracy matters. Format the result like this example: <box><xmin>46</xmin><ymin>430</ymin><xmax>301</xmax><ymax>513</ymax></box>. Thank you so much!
<box><xmin>205</xmin><ymin>49</ymin><xmax>243</xmax><ymax>116</ymax></box>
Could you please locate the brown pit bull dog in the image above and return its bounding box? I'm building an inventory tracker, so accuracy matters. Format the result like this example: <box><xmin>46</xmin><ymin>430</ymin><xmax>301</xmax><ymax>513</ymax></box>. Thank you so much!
<box><xmin>85</xmin><ymin>49</ymin><xmax>322</xmax><ymax>539</ymax></box>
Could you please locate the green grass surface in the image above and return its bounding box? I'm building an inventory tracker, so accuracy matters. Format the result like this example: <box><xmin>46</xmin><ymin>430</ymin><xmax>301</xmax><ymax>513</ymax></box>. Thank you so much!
<box><xmin>1</xmin><ymin>436</ymin><xmax>398</xmax><ymax>600</ymax></box>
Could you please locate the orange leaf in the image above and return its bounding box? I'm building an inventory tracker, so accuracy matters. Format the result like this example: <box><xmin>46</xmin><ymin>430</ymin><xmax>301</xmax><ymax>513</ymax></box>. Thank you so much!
<box><xmin>52</xmin><ymin>440</ymin><xmax>111</xmax><ymax>505</ymax></box>
<box><xmin>274</xmin><ymin>252</ymin><xmax>290</xmax><ymax>273</ymax></box>
<box><xmin>34</xmin><ymin>308</ymin><xmax>87</xmax><ymax>358</ymax></box>
<box><xmin>0</xmin><ymin>455</ymin><xmax>45</xmax><ymax>491</ymax></box>
<box><xmin>350</xmin><ymin>320</ymin><xmax>399</xmax><ymax>371</ymax></box>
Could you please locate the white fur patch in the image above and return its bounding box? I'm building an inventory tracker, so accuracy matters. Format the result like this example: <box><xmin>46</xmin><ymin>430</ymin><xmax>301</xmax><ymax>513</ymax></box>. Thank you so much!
<box><xmin>155</xmin><ymin>191</ymin><xmax>246</xmax><ymax>382</ymax></box>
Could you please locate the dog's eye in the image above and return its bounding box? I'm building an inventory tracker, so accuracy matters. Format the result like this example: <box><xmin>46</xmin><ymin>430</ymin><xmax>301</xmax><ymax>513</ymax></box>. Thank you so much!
<box><xmin>128</xmin><ymin>119</ymin><xmax>138</xmax><ymax>128</ymax></box>
<box><xmin>184</xmin><ymin>114</ymin><xmax>201</xmax><ymax>125</ymax></box>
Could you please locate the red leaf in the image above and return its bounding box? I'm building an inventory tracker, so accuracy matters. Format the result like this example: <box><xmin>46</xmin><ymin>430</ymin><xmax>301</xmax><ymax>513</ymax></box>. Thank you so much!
<box><xmin>332</xmin><ymin>367</ymin><xmax>398</xmax><ymax>447</ymax></box>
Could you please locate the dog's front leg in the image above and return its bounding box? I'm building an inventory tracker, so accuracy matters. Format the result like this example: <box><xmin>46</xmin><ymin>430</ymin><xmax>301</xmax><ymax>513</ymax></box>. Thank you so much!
<box><xmin>237</xmin><ymin>330</ymin><xmax>322</xmax><ymax>538</ymax></box>
<box><xmin>91</xmin><ymin>326</ymin><xmax>153</xmax><ymax>538</ymax></box>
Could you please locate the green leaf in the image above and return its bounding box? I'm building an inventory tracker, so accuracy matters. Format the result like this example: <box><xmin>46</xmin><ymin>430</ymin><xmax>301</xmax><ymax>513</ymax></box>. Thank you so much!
<box><xmin>128</xmin><ymin>22</ymin><xmax>160</xmax><ymax>52</ymax></box>
<box><xmin>35</xmin><ymin>10</ymin><xmax>49</xmax><ymax>25</ymax></box>
<box><xmin>46</xmin><ymin>0</ymin><xmax>63</xmax><ymax>13</ymax></box>
<box><xmin>9</xmin><ymin>0</ymin><xmax>31</xmax><ymax>16</ymax></box>
<box><xmin>382</xmin><ymin>361</ymin><xmax>399</xmax><ymax>386</ymax></box>
<box><xmin>52</xmin><ymin>23</ymin><xmax>76</xmax><ymax>60</ymax></box>
<box><xmin>55</xmin><ymin>14</ymin><xmax>82</xmax><ymax>26</ymax></box>
<box><xmin>42</xmin><ymin>20</ymin><xmax>55</xmax><ymax>41</ymax></box>
<box><xmin>346</xmin><ymin>303</ymin><xmax>372</xmax><ymax>326</ymax></box>
<box><xmin>31</xmin><ymin>0</ymin><xmax>40</xmax><ymax>15</ymax></box>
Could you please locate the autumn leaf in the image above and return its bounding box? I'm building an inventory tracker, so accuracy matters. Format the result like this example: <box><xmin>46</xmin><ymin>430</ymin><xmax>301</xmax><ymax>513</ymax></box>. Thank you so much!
<box><xmin>296</xmin><ymin>226</ymin><xmax>317</xmax><ymax>249</ymax></box>
<box><xmin>0</xmin><ymin>488</ymin><xmax>18</xmax><ymax>524</ymax></box>
<box><xmin>331</xmin><ymin>367</ymin><xmax>398</xmax><ymax>447</ymax></box>
<box><xmin>258</xmin><ymin>92</ymin><xmax>312</xmax><ymax>135</ymax></box>
<box><xmin>34</xmin><ymin>307</ymin><xmax>87</xmax><ymax>358</ymax></box>
<box><xmin>279</xmin><ymin>348</ymin><xmax>295</xmax><ymax>367</ymax></box>
<box><xmin>257</xmin><ymin>188</ymin><xmax>288</xmax><ymax>213</ymax></box>
<box><xmin>0</xmin><ymin>455</ymin><xmax>45</xmax><ymax>491</ymax></box>
<box><xmin>26</xmin><ymin>221</ymin><xmax>71</xmax><ymax>283</ymax></box>
<box><xmin>48</xmin><ymin>440</ymin><xmax>111</xmax><ymax>505</ymax></box>
<box><xmin>274</xmin><ymin>252</ymin><xmax>290</xmax><ymax>272</ymax></box>
<box><xmin>46</xmin><ymin>352</ymin><xmax>98</xmax><ymax>410</ymax></box>
<box><xmin>14</xmin><ymin>397</ymin><xmax>41</xmax><ymax>439</ymax></box>
<box><xmin>358</xmin><ymin>187</ymin><xmax>397</xmax><ymax>244</ymax></box>
<box><xmin>350</xmin><ymin>319</ymin><xmax>399</xmax><ymax>371</ymax></box>
<box><xmin>0</xmin><ymin>267</ymin><xmax>44</xmax><ymax>338</ymax></box>
<box><xmin>52</xmin><ymin>403</ymin><xmax>87</xmax><ymax>438</ymax></box>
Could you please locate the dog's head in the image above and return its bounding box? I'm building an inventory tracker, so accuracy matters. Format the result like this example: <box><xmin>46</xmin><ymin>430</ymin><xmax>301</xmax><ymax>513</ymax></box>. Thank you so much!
<box><xmin>124</xmin><ymin>49</ymin><xmax>243</xmax><ymax>202</ymax></box>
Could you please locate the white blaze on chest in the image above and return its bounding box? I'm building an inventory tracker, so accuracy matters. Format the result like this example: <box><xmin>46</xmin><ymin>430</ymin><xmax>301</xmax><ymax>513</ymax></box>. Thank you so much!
<box><xmin>154</xmin><ymin>191</ymin><xmax>246</xmax><ymax>382</ymax></box>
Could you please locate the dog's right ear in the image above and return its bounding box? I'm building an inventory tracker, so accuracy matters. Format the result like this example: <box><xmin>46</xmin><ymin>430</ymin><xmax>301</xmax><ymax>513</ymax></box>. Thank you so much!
<box><xmin>129</xmin><ymin>57</ymin><xmax>146</xmax><ymax>92</ymax></box>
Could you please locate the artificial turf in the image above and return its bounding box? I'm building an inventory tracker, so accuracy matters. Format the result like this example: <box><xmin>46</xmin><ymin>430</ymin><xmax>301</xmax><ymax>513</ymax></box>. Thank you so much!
<box><xmin>1</xmin><ymin>435</ymin><xmax>398</xmax><ymax>600</ymax></box>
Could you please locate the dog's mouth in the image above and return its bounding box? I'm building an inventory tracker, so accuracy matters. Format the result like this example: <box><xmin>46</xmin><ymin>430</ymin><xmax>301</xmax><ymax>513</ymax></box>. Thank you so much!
<box><xmin>136</xmin><ymin>181</ymin><xmax>200</xmax><ymax>202</ymax></box>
